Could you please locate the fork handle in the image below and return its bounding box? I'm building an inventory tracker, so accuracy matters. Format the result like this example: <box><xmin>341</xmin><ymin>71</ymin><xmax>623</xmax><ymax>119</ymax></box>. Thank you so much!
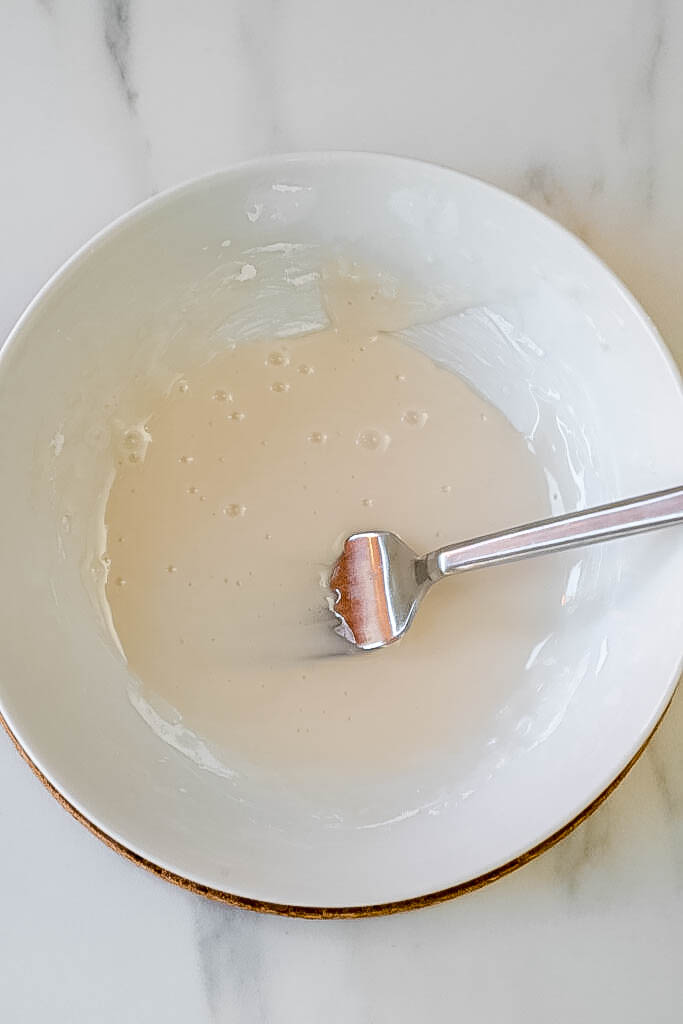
<box><xmin>425</xmin><ymin>485</ymin><xmax>683</xmax><ymax>579</ymax></box>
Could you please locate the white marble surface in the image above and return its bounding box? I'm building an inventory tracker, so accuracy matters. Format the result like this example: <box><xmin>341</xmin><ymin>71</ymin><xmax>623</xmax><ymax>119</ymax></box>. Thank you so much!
<box><xmin>2</xmin><ymin>1</ymin><xmax>683</xmax><ymax>1019</ymax></box>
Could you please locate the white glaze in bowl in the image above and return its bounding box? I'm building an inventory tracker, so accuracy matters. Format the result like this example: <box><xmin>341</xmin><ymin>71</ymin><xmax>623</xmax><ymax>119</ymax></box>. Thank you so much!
<box><xmin>0</xmin><ymin>153</ymin><xmax>681</xmax><ymax>911</ymax></box>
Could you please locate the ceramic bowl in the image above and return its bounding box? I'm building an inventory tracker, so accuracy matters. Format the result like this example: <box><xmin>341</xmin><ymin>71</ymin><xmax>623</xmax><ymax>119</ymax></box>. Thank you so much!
<box><xmin>1</xmin><ymin>153</ymin><xmax>681</xmax><ymax>914</ymax></box>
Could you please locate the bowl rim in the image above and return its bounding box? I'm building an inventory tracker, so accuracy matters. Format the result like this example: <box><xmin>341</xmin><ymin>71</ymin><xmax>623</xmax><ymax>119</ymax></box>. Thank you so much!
<box><xmin>1</xmin><ymin>150</ymin><xmax>682</xmax><ymax>916</ymax></box>
<box><xmin>0</xmin><ymin>699</ymin><xmax>671</xmax><ymax>918</ymax></box>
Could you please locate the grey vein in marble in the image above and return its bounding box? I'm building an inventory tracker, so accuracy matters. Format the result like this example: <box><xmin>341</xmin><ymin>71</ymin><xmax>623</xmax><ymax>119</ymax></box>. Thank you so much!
<box><xmin>519</xmin><ymin>162</ymin><xmax>592</xmax><ymax>244</ymax></box>
<box><xmin>645</xmin><ymin>706</ymin><xmax>683</xmax><ymax>879</ymax></box>
<box><xmin>104</xmin><ymin>0</ymin><xmax>137</xmax><ymax>109</ymax></box>
<box><xmin>194</xmin><ymin>898</ymin><xmax>267</xmax><ymax>1023</ymax></box>
<box><xmin>618</xmin><ymin>0</ymin><xmax>667</xmax><ymax>208</ymax></box>
<box><xmin>553</xmin><ymin>799</ymin><xmax>615</xmax><ymax>903</ymax></box>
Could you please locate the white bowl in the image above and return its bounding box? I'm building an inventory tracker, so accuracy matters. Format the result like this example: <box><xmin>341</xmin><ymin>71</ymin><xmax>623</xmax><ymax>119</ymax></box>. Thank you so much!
<box><xmin>1</xmin><ymin>153</ymin><xmax>681</xmax><ymax>915</ymax></box>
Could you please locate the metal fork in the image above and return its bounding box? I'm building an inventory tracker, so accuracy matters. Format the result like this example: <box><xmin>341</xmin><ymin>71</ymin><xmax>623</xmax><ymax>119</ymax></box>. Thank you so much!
<box><xmin>330</xmin><ymin>485</ymin><xmax>683</xmax><ymax>650</ymax></box>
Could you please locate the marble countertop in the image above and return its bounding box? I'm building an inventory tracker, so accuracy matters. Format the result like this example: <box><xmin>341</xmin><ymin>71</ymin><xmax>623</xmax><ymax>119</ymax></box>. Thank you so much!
<box><xmin>2</xmin><ymin>2</ymin><xmax>682</xmax><ymax>1020</ymax></box>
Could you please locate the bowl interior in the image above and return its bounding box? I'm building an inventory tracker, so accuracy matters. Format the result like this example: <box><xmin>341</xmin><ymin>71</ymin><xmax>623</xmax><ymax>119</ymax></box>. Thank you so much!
<box><xmin>0</xmin><ymin>154</ymin><xmax>681</xmax><ymax>908</ymax></box>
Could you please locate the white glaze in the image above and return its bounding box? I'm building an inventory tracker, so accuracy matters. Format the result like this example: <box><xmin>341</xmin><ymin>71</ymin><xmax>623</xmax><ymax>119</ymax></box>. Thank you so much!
<box><xmin>101</xmin><ymin>280</ymin><xmax>553</xmax><ymax>818</ymax></box>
